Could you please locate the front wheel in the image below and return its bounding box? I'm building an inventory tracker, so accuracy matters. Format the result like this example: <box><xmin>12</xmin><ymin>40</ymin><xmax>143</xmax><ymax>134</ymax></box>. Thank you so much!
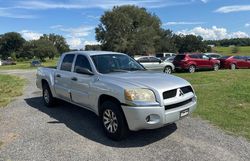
<box><xmin>213</xmin><ymin>64</ymin><xmax>219</xmax><ymax>71</ymax></box>
<box><xmin>164</xmin><ymin>66</ymin><xmax>172</xmax><ymax>74</ymax></box>
<box><xmin>100</xmin><ymin>101</ymin><xmax>128</xmax><ymax>141</ymax></box>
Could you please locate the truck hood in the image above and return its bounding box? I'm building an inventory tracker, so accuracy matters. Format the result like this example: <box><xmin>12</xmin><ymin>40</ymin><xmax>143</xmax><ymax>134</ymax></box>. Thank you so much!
<box><xmin>102</xmin><ymin>71</ymin><xmax>191</xmax><ymax>92</ymax></box>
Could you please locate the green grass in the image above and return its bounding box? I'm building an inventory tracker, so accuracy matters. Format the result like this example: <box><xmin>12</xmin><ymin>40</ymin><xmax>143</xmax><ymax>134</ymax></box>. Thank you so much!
<box><xmin>0</xmin><ymin>141</ymin><xmax>3</xmax><ymax>147</ymax></box>
<box><xmin>213</xmin><ymin>46</ymin><xmax>250</xmax><ymax>56</ymax></box>
<box><xmin>175</xmin><ymin>70</ymin><xmax>250</xmax><ymax>140</ymax></box>
<box><xmin>0</xmin><ymin>74</ymin><xmax>25</xmax><ymax>107</ymax></box>
<box><xmin>0</xmin><ymin>57</ymin><xmax>59</xmax><ymax>70</ymax></box>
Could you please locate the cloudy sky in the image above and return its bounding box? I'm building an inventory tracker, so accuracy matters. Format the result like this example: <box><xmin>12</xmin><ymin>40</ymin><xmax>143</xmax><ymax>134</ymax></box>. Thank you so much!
<box><xmin>0</xmin><ymin>0</ymin><xmax>250</xmax><ymax>49</ymax></box>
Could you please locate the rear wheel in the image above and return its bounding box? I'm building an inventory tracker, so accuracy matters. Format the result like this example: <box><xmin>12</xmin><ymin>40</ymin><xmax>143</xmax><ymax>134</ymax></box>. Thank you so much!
<box><xmin>188</xmin><ymin>65</ymin><xmax>196</xmax><ymax>73</ymax></box>
<box><xmin>100</xmin><ymin>101</ymin><xmax>128</xmax><ymax>141</ymax></box>
<box><xmin>213</xmin><ymin>64</ymin><xmax>219</xmax><ymax>71</ymax></box>
<box><xmin>164</xmin><ymin>66</ymin><xmax>172</xmax><ymax>74</ymax></box>
<box><xmin>42</xmin><ymin>83</ymin><xmax>56</xmax><ymax>107</ymax></box>
<box><xmin>230</xmin><ymin>64</ymin><xmax>236</xmax><ymax>70</ymax></box>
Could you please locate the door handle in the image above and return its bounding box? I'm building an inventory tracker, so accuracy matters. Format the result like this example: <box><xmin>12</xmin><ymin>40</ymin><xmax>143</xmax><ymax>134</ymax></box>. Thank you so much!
<box><xmin>71</xmin><ymin>77</ymin><xmax>78</xmax><ymax>81</ymax></box>
<box><xmin>56</xmin><ymin>74</ymin><xmax>61</xmax><ymax>78</ymax></box>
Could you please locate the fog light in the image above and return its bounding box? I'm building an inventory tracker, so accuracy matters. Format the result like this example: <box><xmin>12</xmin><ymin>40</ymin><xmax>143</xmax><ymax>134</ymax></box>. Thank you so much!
<box><xmin>145</xmin><ymin>114</ymin><xmax>160</xmax><ymax>124</ymax></box>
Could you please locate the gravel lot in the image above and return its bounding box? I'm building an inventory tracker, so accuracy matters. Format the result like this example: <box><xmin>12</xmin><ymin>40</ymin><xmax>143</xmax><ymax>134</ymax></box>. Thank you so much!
<box><xmin>0</xmin><ymin>70</ymin><xmax>249</xmax><ymax>161</ymax></box>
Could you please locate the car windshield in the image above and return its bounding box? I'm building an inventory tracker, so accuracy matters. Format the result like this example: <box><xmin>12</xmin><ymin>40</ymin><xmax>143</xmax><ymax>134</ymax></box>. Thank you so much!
<box><xmin>91</xmin><ymin>54</ymin><xmax>145</xmax><ymax>74</ymax></box>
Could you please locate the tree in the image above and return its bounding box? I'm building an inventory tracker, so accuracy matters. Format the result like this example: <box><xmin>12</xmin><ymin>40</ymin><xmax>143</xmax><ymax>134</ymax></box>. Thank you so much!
<box><xmin>85</xmin><ymin>44</ymin><xmax>102</xmax><ymax>51</ymax></box>
<box><xmin>31</xmin><ymin>39</ymin><xmax>58</xmax><ymax>61</ymax></box>
<box><xmin>96</xmin><ymin>5</ymin><xmax>162</xmax><ymax>56</ymax></box>
<box><xmin>156</xmin><ymin>29</ymin><xmax>177</xmax><ymax>53</ymax></box>
<box><xmin>0</xmin><ymin>32</ymin><xmax>25</xmax><ymax>59</ymax></box>
<box><xmin>174</xmin><ymin>34</ymin><xmax>209</xmax><ymax>53</ymax></box>
<box><xmin>40</xmin><ymin>34</ymin><xmax>70</xmax><ymax>54</ymax></box>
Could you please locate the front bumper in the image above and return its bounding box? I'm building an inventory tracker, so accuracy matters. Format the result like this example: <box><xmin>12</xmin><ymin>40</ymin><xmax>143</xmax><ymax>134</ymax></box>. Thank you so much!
<box><xmin>121</xmin><ymin>98</ymin><xmax>197</xmax><ymax>131</ymax></box>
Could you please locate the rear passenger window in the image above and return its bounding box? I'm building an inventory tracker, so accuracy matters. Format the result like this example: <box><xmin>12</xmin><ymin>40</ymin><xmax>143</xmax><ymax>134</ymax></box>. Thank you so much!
<box><xmin>60</xmin><ymin>54</ymin><xmax>75</xmax><ymax>71</ymax></box>
<box><xmin>189</xmin><ymin>55</ymin><xmax>198</xmax><ymax>59</ymax></box>
<box><xmin>74</xmin><ymin>55</ymin><xmax>92</xmax><ymax>72</ymax></box>
<box><xmin>138</xmin><ymin>57</ymin><xmax>149</xmax><ymax>63</ymax></box>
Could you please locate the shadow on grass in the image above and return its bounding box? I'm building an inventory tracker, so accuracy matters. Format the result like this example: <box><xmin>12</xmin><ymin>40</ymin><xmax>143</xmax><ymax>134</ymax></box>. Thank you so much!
<box><xmin>25</xmin><ymin>97</ymin><xmax>177</xmax><ymax>148</ymax></box>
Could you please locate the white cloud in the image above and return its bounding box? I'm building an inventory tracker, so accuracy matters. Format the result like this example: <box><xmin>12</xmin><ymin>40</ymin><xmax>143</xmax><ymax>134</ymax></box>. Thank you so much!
<box><xmin>66</xmin><ymin>37</ymin><xmax>82</xmax><ymax>49</ymax></box>
<box><xmin>200</xmin><ymin>0</ymin><xmax>209</xmax><ymax>3</ymax></box>
<box><xmin>50</xmin><ymin>25</ymin><xmax>96</xmax><ymax>49</ymax></box>
<box><xmin>176</xmin><ymin>26</ymin><xmax>249</xmax><ymax>40</ymax></box>
<box><xmin>60</xmin><ymin>26</ymin><xmax>95</xmax><ymax>37</ymax></box>
<box><xmin>50</xmin><ymin>25</ymin><xmax>63</xmax><ymax>29</ymax></box>
<box><xmin>16</xmin><ymin>0</ymin><xmax>192</xmax><ymax>10</ymax></box>
<box><xmin>215</xmin><ymin>5</ymin><xmax>250</xmax><ymax>13</ymax></box>
<box><xmin>20</xmin><ymin>30</ymin><xmax>42</xmax><ymax>40</ymax></box>
<box><xmin>0</xmin><ymin>8</ymin><xmax>35</xmax><ymax>19</ymax></box>
<box><xmin>245</xmin><ymin>23</ymin><xmax>250</xmax><ymax>27</ymax></box>
<box><xmin>164</xmin><ymin>21</ymin><xmax>205</xmax><ymax>26</ymax></box>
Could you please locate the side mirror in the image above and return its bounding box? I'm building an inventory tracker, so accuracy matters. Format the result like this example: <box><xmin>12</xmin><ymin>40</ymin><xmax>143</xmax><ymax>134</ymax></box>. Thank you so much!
<box><xmin>75</xmin><ymin>67</ymin><xmax>94</xmax><ymax>75</ymax></box>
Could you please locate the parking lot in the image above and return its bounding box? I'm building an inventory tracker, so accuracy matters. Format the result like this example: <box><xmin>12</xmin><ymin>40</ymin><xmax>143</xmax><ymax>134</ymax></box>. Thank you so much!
<box><xmin>0</xmin><ymin>69</ymin><xmax>249</xmax><ymax>161</ymax></box>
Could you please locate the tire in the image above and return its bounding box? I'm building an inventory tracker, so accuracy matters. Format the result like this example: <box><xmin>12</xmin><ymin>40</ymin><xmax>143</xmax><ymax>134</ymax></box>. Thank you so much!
<box><xmin>230</xmin><ymin>64</ymin><xmax>236</xmax><ymax>70</ymax></box>
<box><xmin>164</xmin><ymin>66</ymin><xmax>172</xmax><ymax>74</ymax></box>
<box><xmin>213</xmin><ymin>64</ymin><xmax>219</xmax><ymax>71</ymax></box>
<box><xmin>188</xmin><ymin>65</ymin><xmax>196</xmax><ymax>73</ymax></box>
<box><xmin>42</xmin><ymin>83</ymin><xmax>56</xmax><ymax>107</ymax></box>
<box><xmin>100</xmin><ymin>101</ymin><xmax>128</xmax><ymax>141</ymax></box>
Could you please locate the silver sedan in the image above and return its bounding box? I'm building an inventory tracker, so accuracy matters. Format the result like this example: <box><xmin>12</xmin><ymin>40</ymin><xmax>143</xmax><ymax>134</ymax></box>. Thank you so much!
<box><xmin>135</xmin><ymin>56</ymin><xmax>175</xmax><ymax>74</ymax></box>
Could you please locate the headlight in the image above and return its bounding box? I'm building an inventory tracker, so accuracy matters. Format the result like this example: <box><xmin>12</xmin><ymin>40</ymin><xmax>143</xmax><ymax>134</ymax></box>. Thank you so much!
<box><xmin>124</xmin><ymin>89</ymin><xmax>156</xmax><ymax>102</ymax></box>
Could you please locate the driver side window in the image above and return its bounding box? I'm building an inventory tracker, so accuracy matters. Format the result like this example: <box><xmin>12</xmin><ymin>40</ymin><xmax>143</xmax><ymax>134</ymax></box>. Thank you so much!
<box><xmin>74</xmin><ymin>55</ymin><xmax>92</xmax><ymax>73</ymax></box>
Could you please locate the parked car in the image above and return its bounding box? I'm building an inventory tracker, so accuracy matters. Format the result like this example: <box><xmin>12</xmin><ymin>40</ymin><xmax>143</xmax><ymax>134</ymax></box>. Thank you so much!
<box><xmin>219</xmin><ymin>56</ymin><xmax>250</xmax><ymax>70</ymax></box>
<box><xmin>134</xmin><ymin>56</ymin><xmax>175</xmax><ymax>74</ymax></box>
<box><xmin>30</xmin><ymin>60</ymin><xmax>41</xmax><ymax>67</ymax></box>
<box><xmin>164</xmin><ymin>56</ymin><xmax>176</xmax><ymax>63</ymax></box>
<box><xmin>2</xmin><ymin>59</ymin><xmax>16</xmax><ymax>65</ymax></box>
<box><xmin>203</xmin><ymin>53</ymin><xmax>222</xmax><ymax>59</ymax></box>
<box><xmin>173</xmin><ymin>54</ymin><xmax>220</xmax><ymax>73</ymax></box>
<box><xmin>37</xmin><ymin>51</ymin><xmax>197</xmax><ymax>140</ymax></box>
<box><xmin>156</xmin><ymin>53</ymin><xmax>176</xmax><ymax>60</ymax></box>
<box><xmin>0</xmin><ymin>60</ymin><xmax>2</xmax><ymax>66</ymax></box>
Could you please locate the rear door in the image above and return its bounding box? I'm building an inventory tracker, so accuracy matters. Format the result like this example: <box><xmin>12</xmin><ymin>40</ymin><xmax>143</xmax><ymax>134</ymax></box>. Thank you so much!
<box><xmin>54</xmin><ymin>54</ymin><xmax>75</xmax><ymax>101</ymax></box>
<box><xmin>70</xmin><ymin>54</ymin><xmax>93</xmax><ymax>108</ymax></box>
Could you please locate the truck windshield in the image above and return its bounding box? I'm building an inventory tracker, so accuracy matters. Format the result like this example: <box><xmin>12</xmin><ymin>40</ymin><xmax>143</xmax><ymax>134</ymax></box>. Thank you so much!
<box><xmin>91</xmin><ymin>54</ymin><xmax>145</xmax><ymax>74</ymax></box>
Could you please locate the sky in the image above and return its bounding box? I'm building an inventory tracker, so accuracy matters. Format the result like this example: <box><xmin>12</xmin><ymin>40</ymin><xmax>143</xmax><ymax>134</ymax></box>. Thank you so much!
<box><xmin>0</xmin><ymin>0</ymin><xmax>250</xmax><ymax>49</ymax></box>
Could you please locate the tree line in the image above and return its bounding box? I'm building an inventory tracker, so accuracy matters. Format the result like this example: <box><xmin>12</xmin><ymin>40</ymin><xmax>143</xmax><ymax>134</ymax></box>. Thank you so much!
<box><xmin>0</xmin><ymin>32</ymin><xmax>69</xmax><ymax>61</ymax></box>
<box><xmin>205</xmin><ymin>38</ymin><xmax>250</xmax><ymax>47</ymax></box>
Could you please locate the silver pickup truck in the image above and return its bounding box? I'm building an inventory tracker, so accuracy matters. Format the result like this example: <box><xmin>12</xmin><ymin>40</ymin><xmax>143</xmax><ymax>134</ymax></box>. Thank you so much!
<box><xmin>36</xmin><ymin>51</ymin><xmax>197</xmax><ymax>140</ymax></box>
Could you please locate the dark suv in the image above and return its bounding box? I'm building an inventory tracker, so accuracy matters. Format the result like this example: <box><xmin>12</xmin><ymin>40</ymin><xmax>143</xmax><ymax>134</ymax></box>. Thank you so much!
<box><xmin>173</xmin><ymin>54</ymin><xmax>220</xmax><ymax>73</ymax></box>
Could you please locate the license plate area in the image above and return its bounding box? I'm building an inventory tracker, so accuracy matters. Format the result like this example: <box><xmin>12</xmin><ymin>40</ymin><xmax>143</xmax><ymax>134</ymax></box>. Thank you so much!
<box><xmin>180</xmin><ymin>108</ymin><xmax>189</xmax><ymax>118</ymax></box>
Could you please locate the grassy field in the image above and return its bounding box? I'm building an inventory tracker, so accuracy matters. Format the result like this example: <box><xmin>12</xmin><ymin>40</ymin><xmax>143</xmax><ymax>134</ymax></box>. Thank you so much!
<box><xmin>0</xmin><ymin>74</ymin><xmax>25</xmax><ymax>107</ymax></box>
<box><xmin>175</xmin><ymin>70</ymin><xmax>250</xmax><ymax>140</ymax></box>
<box><xmin>0</xmin><ymin>58</ymin><xmax>59</xmax><ymax>70</ymax></box>
<box><xmin>213</xmin><ymin>46</ymin><xmax>250</xmax><ymax>56</ymax></box>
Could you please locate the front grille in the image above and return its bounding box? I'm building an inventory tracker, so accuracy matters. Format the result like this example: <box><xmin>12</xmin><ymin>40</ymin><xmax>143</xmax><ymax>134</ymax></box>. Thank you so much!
<box><xmin>165</xmin><ymin>98</ymin><xmax>193</xmax><ymax>110</ymax></box>
<box><xmin>180</xmin><ymin>86</ymin><xmax>193</xmax><ymax>94</ymax></box>
<box><xmin>163</xmin><ymin>86</ymin><xmax>193</xmax><ymax>99</ymax></box>
<box><xmin>163</xmin><ymin>89</ymin><xmax>177</xmax><ymax>99</ymax></box>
